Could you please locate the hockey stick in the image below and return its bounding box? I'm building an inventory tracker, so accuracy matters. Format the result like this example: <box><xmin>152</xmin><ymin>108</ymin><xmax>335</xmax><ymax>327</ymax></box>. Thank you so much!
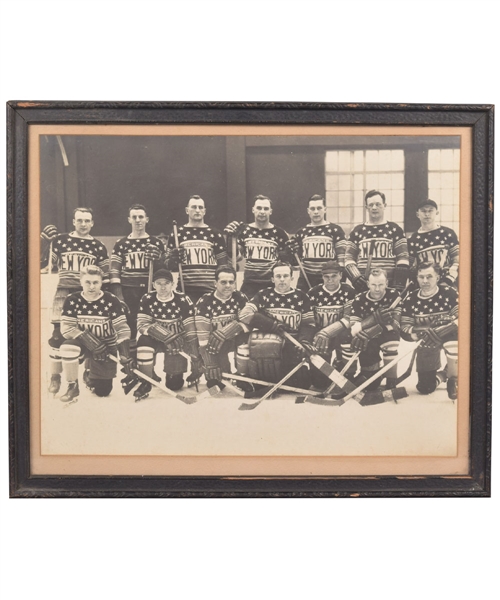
<box><xmin>222</xmin><ymin>372</ymin><xmax>325</xmax><ymax>398</ymax></box>
<box><xmin>231</xmin><ymin>236</ymin><xmax>238</xmax><ymax>272</ymax></box>
<box><xmin>107</xmin><ymin>354</ymin><xmax>196</xmax><ymax>404</ymax></box>
<box><xmin>320</xmin><ymin>351</ymin><xmax>361</xmax><ymax>398</ymax></box>
<box><xmin>294</xmin><ymin>253</ymin><xmax>312</xmax><ymax>289</ymax></box>
<box><xmin>239</xmin><ymin>358</ymin><xmax>308</xmax><ymax>410</ymax></box>
<box><xmin>197</xmin><ymin>379</ymin><xmax>246</xmax><ymax>400</ymax></box>
<box><xmin>283</xmin><ymin>332</ymin><xmax>357</xmax><ymax>394</ymax></box>
<box><xmin>342</xmin><ymin>340</ymin><xmax>423</xmax><ymax>403</ymax></box>
<box><xmin>172</xmin><ymin>220</ymin><xmax>185</xmax><ymax>294</ymax></box>
<box><xmin>148</xmin><ymin>260</ymin><xmax>154</xmax><ymax>293</ymax></box>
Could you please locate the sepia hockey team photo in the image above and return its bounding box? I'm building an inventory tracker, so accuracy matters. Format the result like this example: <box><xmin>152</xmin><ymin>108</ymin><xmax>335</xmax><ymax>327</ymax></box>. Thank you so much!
<box><xmin>37</xmin><ymin>130</ymin><xmax>462</xmax><ymax>459</ymax></box>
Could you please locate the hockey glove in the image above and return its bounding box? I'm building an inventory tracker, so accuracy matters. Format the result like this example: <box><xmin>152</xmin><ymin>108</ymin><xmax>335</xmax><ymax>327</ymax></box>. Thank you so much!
<box><xmin>200</xmin><ymin>347</ymin><xmax>223</xmax><ymax>382</ymax></box>
<box><xmin>144</xmin><ymin>243</ymin><xmax>162</xmax><ymax>261</ymax></box>
<box><xmin>421</xmin><ymin>328</ymin><xmax>443</xmax><ymax>348</ymax></box>
<box><xmin>351</xmin><ymin>324</ymin><xmax>383</xmax><ymax>352</ymax></box>
<box><xmin>224</xmin><ymin>221</ymin><xmax>245</xmax><ymax>235</ymax></box>
<box><xmin>250</xmin><ymin>312</ymin><xmax>290</xmax><ymax>336</ymax></box>
<box><xmin>118</xmin><ymin>341</ymin><xmax>135</xmax><ymax>376</ymax></box>
<box><xmin>79</xmin><ymin>330</ymin><xmax>108</xmax><ymax>361</ymax></box>
<box><xmin>147</xmin><ymin>323</ymin><xmax>184</xmax><ymax>351</ymax></box>
<box><xmin>207</xmin><ymin>320</ymin><xmax>246</xmax><ymax>354</ymax></box>
<box><xmin>168</xmin><ymin>247</ymin><xmax>187</xmax><ymax>266</ymax></box>
<box><xmin>285</xmin><ymin>236</ymin><xmax>301</xmax><ymax>255</ymax></box>
<box><xmin>313</xmin><ymin>321</ymin><xmax>345</xmax><ymax>353</ymax></box>
<box><xmin>41</xmin><ymin>224</ymin><xmax>58</xmax><ymax>241</ymax></box>
<box><xmin>360</xmin><ymin>307</ymin><xmax>396</xmax><ymax>330</ymax></box>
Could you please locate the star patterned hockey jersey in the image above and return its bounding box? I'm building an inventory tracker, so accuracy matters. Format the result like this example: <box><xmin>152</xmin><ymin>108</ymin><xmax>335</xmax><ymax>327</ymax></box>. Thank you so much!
<box><xmin>166</xmin><ymin>225</ymin><xmax>227</xmax><ymax>293</ymax></box>
<box><xmin>239</xmin><ymin>287</ymin><xmax>315</xmax><ymax>336</ymax></box>
<box><xmin>137</xmin><ymin>290</ymin><xmax>197</xmax><ymax>345</ymax></box>
<box><xmin>61</xmin><ymin>291</ymin><xmax>130</xmax><ymax>346</ymax></box>
<box><xmin>51</xmin><ymin>233</ymin><xmax>109</xmax><ymax>288</ymax></box>
<box><xmin>294</xmin><ymin>223</ymin><xmax>346</xmax><ymax>279</ymax></box>
<box><xmin>110</xmin><ymin>235</ymin><xmax>165</xmax><ymax>289</ymax></box>
<box><xmin>195</xmin><ymin>290</ymin><xmax>248</xmax><ymax>346</ymax></box>
<box><xmin>307</xmin><ymin>283</ymin><xmax>356</xmax><ymax>330</ymax></box>
<box><xmin>401</xmin><ymin>285</ymin><xmax>458</xmax><ymax>335</ymax></box>
<box><xmin>237</xmin><ymin>225</ymin><xmax>289</xmax><ymax>284</ymax></box>
<box><xmin>350</xmin><ymin>287</ymin><xmax>402</xmax><ymax>326</ymax></box>
<box><xmin>344</xmin><ymin>222</ymin><xmax>409</xmax><ymax>281</ymax></box>
<box><xmin>408</xmin><ymin>227</ymin><xmax>459</xmax><ymax>281</ymax></box>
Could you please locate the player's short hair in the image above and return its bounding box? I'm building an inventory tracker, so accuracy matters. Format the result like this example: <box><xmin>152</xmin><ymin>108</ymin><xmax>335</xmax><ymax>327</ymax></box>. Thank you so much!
<box><xmin>368</xmin><ymin>268</ymin><xmax>388</xmax><ymax>280</ymax></box>
<box><xmin>73</xmin><ymin>207</ymin><xmax>93</xmax><ymax>217</ymax></box>
<box><xmin>187</xmin><ymin>195</ymin><xmax>205</xmax><ymax>206</ymax></box>
<box><xmin>128</xmin><ymin>204</ymin><xmax>147</xmax><ymax>215</ymax></box>
<box><xmin>272</xmin><ymin>261</ymin><xmax>293</xmax><ymax>276</ymax></box>
<box><xmin>215</xmin><ymin>265</ymin><xmax>237</xmax><ymax>281</ymax></box>
<box><xmin>80</xmin><ymin>265</ymin><xmax>104</xmax><ymax>279</ymax></box>
<box><xmin>253</xmin><ymin>194</ymin><xmax>273</xmax><ymax>208</ymax></box>
<box><xmin>417</xmin><ymin>261</ymin><xmax>441</xmax><ymax>276</ymax></box>
<box><xmin>365</xmin><ymin>190</ymin><xmax>386</xmax><ymax>205</ymax></box>
<box><xmin>307</xmin><ymin>194</ymin><xmax>326</xmax><ymax>207</ymax></box>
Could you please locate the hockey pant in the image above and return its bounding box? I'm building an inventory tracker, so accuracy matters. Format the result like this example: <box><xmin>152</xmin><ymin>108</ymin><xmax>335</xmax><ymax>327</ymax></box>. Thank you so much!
<box><xmin>358</xmin><ymin>330</ymin><xmax>400</xmax><ymax>382</ymax></box>
<box><xmin>416</xmin><ymin>333</ymin><xmax>458</xmax><ymax>377</ymax></box>
<box><xmin>136</xmin><ymin>334</ymin><xmax>188</xmax><ymax>379</ymax></box>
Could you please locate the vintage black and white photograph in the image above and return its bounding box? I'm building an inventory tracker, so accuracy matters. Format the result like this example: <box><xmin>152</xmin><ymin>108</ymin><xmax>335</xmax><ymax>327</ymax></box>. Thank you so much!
<box><xmin>30</xmin><ymin>123</ymin><xmax>471</xmax><ymax>476</ymax></box>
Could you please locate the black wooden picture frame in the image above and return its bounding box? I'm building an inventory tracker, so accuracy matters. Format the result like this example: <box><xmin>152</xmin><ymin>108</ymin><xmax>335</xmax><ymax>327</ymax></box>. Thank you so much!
<box><xmin>7</xmin><ymin>101</ymin><xmax>493</xmax><ymax>498</ymax></box>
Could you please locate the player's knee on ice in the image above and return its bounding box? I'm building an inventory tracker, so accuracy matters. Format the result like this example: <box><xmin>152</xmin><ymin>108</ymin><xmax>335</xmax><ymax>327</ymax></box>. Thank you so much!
<box><xmin>91</xmin><ymin>378</ymin><xmax>113</xmax><ymax>397</ymax></box>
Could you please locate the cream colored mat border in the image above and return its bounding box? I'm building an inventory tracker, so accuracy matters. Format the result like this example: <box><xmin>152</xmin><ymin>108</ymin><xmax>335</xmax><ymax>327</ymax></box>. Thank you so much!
<box><xmin>29</xmin><ymin>124</ymin><xmax>472</xmax><ymax>477</ymax></box>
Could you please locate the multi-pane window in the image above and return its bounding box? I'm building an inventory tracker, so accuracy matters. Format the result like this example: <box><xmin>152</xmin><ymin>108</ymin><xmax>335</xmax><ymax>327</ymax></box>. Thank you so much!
<box><xmin>427</xmin><ymin>149</ymin><xmax>460</xmax><ymax>234</ymax></box>
<box><xmin>325</xmin><ymin>150</ymin><xmax>405</xmax><ymax>235</ymax></box>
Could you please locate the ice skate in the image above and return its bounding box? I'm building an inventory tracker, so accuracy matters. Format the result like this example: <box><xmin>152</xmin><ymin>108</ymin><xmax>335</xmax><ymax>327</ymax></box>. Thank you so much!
<box><xmin>60</xmin><ymin>381</ymin><xmax>79</xmax><ymax>403</ymax></box>
<box><xmin>48</xmin><ymin>374</ymin><xmax>61</xmax><ymax>395</ymax></box>
<box><xmin>447</xmin><ymin>376</ymin><xmax>458</xmax><ymax>401</ymax></box>
<box><xmin>133</xmin><ymin>380</ymin><xmax>152</xmax><ymax>402</ymax></box>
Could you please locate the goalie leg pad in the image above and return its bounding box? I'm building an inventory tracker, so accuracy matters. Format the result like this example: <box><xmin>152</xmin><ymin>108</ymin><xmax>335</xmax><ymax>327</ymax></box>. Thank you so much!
<box><xmin>90</xmin><ymin>378</ymin><xmax>113</xmax><ymax>397</ymax></box>
<box><xmin>443</xmin><ymin>340</ymin><xmax>458</xmax><ymax>378</ymax></box>
<box><xmin>248</xmin><ymin>332</ymin><xmax>284</xmax><ymax>383</ymax></box>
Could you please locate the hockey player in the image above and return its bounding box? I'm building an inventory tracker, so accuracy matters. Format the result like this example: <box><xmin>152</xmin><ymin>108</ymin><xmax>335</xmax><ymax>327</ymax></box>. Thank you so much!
<box><xmin>58</xmin><ymin>265</ymin><xmax>132</xmax><ymax>402</ymax></box>
<box><xmin>408</xmin><ymin>199</ymin><xmax>459</xmax><ymax>287</ymax></box>
<box><xmin>285</xmin><ymin>194</ymin><xmax>346</xmax><ymax>290</ymax></box>
<box><xmin>344</xmin><ymin>190</ymin><xmax>409</xmax><ymax>292</ymax></box>
<box><xmin>42</xmin><ymin>208</ymin><xmax>110</xmax><ymax>396</ymax></box>
<box><xmin>224</xmin><ymin>195</ymin><xmax>290</xmax><ymax>299</ymax></box>
<box><xmin>308</xmin><ymin>261</ymin><xmax>357</xmax><ymax>388</ymax></box>
<box><xmin>165</xmin><ymin>195</ymin><xmax>228</xmax><ymax>304</ymax></box>
<box><xmin>234</xmin><ymin>262</ymin><xmax>317</xmax><ymax>389</ymax></box>
<box><xmin>349</xmin><ymin>268</ymin><xmax>402</xmax><ymax>390</ymax></box>
<box><xmin>195</xmin><ymin>265</ymin><xmax>248</xmax><ymax>389</ymax></box>
<box><xmin>109</xmin><ymin>204</ymin><xmax>165</xmax><ymax>358</ymax></box>
<box><xmin>400</xmin><ymin>262</ymin><xmax>458</xmax><ymax>399</ymax></box>
<box><xmin>134</xmin><ymin>269</ymin><xmax>200</xmax><ymax>400</ymax></box>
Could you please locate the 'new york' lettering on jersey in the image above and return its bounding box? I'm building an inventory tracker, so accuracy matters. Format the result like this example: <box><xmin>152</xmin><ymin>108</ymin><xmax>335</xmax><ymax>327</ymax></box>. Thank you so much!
<box><xmin>137</xmin><ymin>291</ymin><xmax>197</xmax><ymax>343</ymax></box>
<box><xmin>61</xmin><ymin>291</ymin><xmax>130</xmax><ymax>345</ymax></box>
<box><xmin>167</xmin><ymin>226</ymin><xmax>227</xmax><ymax>292</ymax></box>
<box><xmin>52</xmin><ymin>234</ymin><xmax>109</xmax><ymax>288</ymax></box>
<box><xmin>345</xmin><ymin>222</ymin><xmax>409</xmax><ymax>278</ymax></box>
<box><xmin>241</xmin><ymin>287</ymin><xmax>315</xmax><ymax>334</ymax></box>
<box><xmin>195</xmin><ymin>290</ymin><xmax>248</xmax><ymax>345</ymax></box>
<box><xmin>238</xmin><ymin>225</ymin><xmax>289</xmax><ymax>283</ymax></box>
<box><xmin>307</xmin><ymin>283</ymin><xmax>356</xmax><ymax>329</ymax></box>
<box><xmin>110</xmin><ymin>236</ymin><xmax>164</xmax><ymax>288</ymax></box>
<box><xmin>401</xmin><ymin>285</ymin><xmax>458</xmax><ymax>332</ymax></box>
<box><xmin>350</xmin><ymin>287</ymin><xmax>402</xmax><ymax>324</ymax></box>
<box><xmin>295</xmin><ymin>223</ymin><xmax>346</xmax><ymax>277</ymax></box>
<box><xmin>408</xmin><ymin>226</ymin><xmax>459</xmax><ymax>277</ymax></box>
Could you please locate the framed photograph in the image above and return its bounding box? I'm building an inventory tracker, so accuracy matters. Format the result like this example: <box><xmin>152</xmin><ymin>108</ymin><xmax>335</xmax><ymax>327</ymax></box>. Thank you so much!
<box><xmin>7</xmin><ymin>101</ymin><xmax>493</xmax><ymax>498</ymax></box>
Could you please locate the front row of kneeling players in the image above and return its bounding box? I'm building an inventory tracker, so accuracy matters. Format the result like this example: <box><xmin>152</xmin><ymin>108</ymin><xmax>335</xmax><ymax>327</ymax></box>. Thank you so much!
<box><xmin>55</xmin><ymin>260</ymin><xmax>458</xmax><ymax>403</ymax></box>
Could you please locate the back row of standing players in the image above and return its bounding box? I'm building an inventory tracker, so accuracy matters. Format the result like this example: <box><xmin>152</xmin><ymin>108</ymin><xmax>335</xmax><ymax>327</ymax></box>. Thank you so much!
<box><xmin>41</xmin><ymin>191</ymin><xmax>459</xmax><ymax>402</ymax></box>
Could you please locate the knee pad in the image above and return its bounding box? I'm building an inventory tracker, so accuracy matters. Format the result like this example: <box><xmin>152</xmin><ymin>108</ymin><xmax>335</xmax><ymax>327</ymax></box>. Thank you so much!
<box><xmin>166</xmin><ymin>374</ymin><xmax>184</xmax><ymax>391</ymax></box>
<box><xmin>91</xmin><ymin>378</ymin><xmax>113</xmax><ymax>397</ymax></box>
<box><xmin>416</xmin><ymin>371</ymin><xmax>438</xmax><ymax>395</ymax></box>
<box><xmin>48</xmin><ymin>326</ymin><xmax>65</xmax><ymax>349</ymax></box>
<box><xmin>248</xmin><ymin>332</ymin><xmax>283</xmax><ymax>382</ymax></box>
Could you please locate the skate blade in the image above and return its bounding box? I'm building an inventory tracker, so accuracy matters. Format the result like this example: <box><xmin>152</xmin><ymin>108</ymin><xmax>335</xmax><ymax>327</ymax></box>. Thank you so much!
<box><xmin>62</xmin><ymin>398</ymin><xmax>78</xmax><ymax>407</ymax></box>
<box><xmin>134</xmin><ymin>393</ymin><xmax>150</xmax><ymax>403</ymax></box>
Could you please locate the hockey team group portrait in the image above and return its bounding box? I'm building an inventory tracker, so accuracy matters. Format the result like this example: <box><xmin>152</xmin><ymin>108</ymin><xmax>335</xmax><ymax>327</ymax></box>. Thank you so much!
<box><xmin>36</xmin><ymin>128</ymin><xmax>465</xmax><ymax>461</ymax></box>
